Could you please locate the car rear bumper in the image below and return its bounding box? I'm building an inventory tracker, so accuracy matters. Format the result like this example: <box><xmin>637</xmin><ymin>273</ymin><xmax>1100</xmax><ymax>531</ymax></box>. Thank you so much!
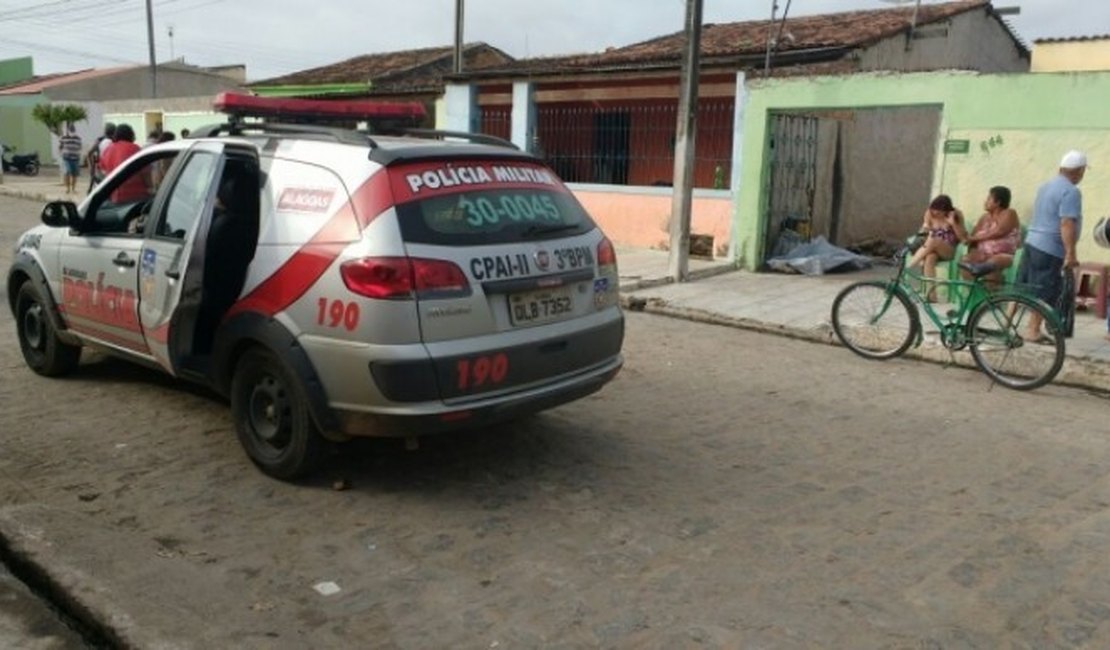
<box><xmin>301</xmin><ymin>309</ymin><xmax>623</xmax><ymax>413</ymax></box>
<box><xmin>332</xmin><ymin>355</ymin><xmax>622</xmax><ymax>437</ymax></box>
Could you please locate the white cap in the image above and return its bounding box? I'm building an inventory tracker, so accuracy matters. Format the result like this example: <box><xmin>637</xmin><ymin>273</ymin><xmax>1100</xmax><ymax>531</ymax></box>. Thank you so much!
<box><xmin>1060</xmin><ymin>150</ymin><xmax>1088</xmax><ymax>169</ymax></box>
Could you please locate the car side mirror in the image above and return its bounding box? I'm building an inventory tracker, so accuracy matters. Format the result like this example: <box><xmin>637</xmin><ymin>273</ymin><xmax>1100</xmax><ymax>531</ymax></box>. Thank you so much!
<box><xmin>41</xmin><ymin>201</ymin><xmax>80</xmax><ymax>229</ymax></box>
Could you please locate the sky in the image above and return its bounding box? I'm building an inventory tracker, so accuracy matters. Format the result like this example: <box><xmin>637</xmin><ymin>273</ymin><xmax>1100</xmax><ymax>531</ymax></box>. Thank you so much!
<box><xmin>0</xmin><ymin>0</ymin><xmax>1099</xmax><ymax>82</ymax></box>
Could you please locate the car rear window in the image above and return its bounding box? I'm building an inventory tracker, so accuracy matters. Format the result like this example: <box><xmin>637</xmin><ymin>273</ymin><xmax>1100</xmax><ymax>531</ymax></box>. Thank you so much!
<box><xmin>389</xmin><ymin>160</ymin><xmax>596</xmax><ymax>245</ymax></box>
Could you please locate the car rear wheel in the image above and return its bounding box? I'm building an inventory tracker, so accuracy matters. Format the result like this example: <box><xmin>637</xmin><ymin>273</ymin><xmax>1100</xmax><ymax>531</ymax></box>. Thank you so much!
<box><xmin>16</xmin><ymin>282</ymin><xmax>80</xmax><ymax>376</ymax></box>
<box><xmin>231</xmin><ymin>348</ymin><xmax>325</xmax><ymax>480</ymax></box>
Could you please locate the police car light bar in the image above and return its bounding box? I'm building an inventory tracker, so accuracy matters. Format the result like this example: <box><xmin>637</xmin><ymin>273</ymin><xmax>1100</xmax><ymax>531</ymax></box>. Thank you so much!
<box><xmin>213</xmin><ymin>92</ymin><xmax>426</xmax><ymax>123</ymax></box>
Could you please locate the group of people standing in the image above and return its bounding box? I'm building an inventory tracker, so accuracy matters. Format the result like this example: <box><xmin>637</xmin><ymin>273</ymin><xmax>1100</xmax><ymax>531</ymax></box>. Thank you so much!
<box><xmin>906</xmin><ymin>149</ymin><xmax>1089</xmax><ymax>340</ymax></box>
<box><xmin>56</xmin><ymin>122</ymin><xmax>190</xmax><ymax>194</ymax></box>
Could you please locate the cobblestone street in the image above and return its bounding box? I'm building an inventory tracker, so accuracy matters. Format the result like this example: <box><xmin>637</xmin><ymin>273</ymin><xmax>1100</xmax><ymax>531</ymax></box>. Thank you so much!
<box><xmin>4</xmin><ymin>194</ymin><xmax>1110</xmax><ymax>647</ymax></box>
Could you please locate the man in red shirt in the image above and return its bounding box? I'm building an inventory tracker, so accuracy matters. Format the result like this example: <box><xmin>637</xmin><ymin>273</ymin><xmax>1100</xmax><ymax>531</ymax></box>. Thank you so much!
<box><xmin>98</xmin><ymin>123</ymin><xmax>147</xmax><ymax>203</ymax></box>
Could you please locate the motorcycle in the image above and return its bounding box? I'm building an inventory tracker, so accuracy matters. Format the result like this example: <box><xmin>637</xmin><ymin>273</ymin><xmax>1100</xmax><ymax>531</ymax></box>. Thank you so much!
<box><xmin>1</xmin><ymin>145</ymin><xmax>40</xmax><ymax>176</ymax></box>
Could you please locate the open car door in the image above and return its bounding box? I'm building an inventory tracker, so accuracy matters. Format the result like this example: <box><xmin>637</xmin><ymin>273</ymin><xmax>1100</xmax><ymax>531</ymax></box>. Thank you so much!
<box><xmin>138</xmin><ymin>142</ymin><xmax>225</xmax><ymax>374</ymax></box>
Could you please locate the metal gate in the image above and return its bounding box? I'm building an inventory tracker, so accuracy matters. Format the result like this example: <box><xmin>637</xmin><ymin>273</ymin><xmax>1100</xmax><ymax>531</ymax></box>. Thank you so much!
<box><xmin>763</xmin><ymin>114</ymin><xmax>818</xmax><ymax>264</ymax></box>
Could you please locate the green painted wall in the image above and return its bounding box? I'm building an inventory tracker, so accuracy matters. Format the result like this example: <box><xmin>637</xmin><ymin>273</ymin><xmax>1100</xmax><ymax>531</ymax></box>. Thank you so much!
<box><xmin>103</xmin><ymin>113</ymin><xmax>144</xmax><ymax>141</ymax></box>
<box><xmin>0</xmin><ymin>57</ymin><xmax>33</xmax><ymax>87</ymax></box>
<box><xmin>0</xmin><ymin>94</ymin><xmax>51</xmax><ymax>163</ymax></box>
<box><xmin>739</xmin><ymin>71</ymin><xmax>1110</xmax><ymax>268</ymax></box>
<box><xmin>162</xmin><ymin>112</ymin><xmax>223</xmax><ymax>135</ymax></box>
<box><xmin>104</xmin><ymin>111</ymin><xmax>223</xmax><ymax>140</ymax></box>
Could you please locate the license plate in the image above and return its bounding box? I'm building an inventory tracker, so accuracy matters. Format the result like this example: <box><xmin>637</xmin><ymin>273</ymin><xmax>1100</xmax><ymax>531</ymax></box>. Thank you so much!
<box><xmin>509</xmin><ymin>287</ymin><xmax>574</xmax><ymax>326</ymax></box>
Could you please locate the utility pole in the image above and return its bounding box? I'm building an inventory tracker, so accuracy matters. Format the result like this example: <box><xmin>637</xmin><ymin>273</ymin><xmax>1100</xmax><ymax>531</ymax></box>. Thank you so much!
<box><xmin>168</xmin><ymin>25</ymin><xmax>175</xmax><ymax>61</ymax></box>
<box><xmin>763</xmin><ymin>0</ymin><xmax>778</xmax><ymax>75</ymax></box>
<box><xmin>145</xmin><ymin>0</ymin><xmax>157</xmax><ymax>97</ymax></box>
<box><xmin>454</xmin><ymin>0</ymin><xmax>464</xmax><ymax>74</ymax></box>
<box><xmin>668</xmin><ymin>0</ymin><xmax>703</xmax><ymax>282</ymax></box>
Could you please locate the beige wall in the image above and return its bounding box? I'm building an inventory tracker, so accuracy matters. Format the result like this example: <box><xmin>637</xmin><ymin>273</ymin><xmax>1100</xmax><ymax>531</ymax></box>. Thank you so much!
<box><xmin>939</xmin><ymin>128</ymin><xmax>1110</xmax><ymax>264</ymax></box>
<box><xmin>572</xmin><ymin>187</ymin><xmax>733</xmax><ymax>256</ymax></box>
<box><xmin>1032</xmin><ymin>41</ymin><xmax>1110</xmax><ymax>72</ymax></box>
<box><xmin>47</xmin><ymin>66</ymin><xmax>242</xmax><ymax>102</ymax></box>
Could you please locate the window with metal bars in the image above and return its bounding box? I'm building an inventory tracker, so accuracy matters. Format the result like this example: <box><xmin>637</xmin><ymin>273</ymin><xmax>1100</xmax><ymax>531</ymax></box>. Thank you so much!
<box><xmin>479</xmin><ymin>99</ymin><xmax>734</xmax><ymax>189</ymax></box>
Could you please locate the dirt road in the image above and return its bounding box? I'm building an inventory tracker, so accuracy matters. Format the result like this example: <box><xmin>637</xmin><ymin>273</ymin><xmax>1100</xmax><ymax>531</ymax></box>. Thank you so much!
<box><xmin>4</xmin><ymin>194</ymin><xmax>1110</xmax><ymax>648</ymax></box>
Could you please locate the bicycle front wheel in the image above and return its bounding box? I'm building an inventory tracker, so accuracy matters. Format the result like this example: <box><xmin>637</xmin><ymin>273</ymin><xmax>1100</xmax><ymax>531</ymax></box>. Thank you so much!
<box><xmin>967</xmin><ymin>294</ymin><xmax>1065</xmax><ymax>390</ymax></box>
<box><xmin>831</xmin><ymin>281</ymin><xmax>919</xmax><ymax>360</ymax></box>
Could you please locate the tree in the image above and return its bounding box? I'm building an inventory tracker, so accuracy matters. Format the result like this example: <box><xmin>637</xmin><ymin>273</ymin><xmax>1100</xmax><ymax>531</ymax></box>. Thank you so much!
<box><xmin>31</xmin><ymin>103</ymin><xmax>88</xmax><ymax>136</ymax></box>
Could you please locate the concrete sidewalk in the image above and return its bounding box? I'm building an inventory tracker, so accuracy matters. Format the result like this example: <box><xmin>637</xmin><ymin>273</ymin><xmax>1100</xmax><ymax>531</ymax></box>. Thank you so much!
<box><xmin>621</xmin><ymin>256</ymin><xmax>1110</xmax><ymax>392</ymax></box>
<box><xmin>0</xmin><ymin>167</ymin><xmax>76</xmax><ymax>204</ymax></box>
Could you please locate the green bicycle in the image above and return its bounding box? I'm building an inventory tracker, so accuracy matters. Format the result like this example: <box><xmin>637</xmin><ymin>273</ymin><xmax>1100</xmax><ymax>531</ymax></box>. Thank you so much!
<box><xmin>830</xmin><ymin>236</ymin><xmax>1065</xmax><ymax>390</ymax></box>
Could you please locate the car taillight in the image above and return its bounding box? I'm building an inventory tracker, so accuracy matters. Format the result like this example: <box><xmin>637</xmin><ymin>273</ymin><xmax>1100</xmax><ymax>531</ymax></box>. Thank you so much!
<box><xmin>341</xmin><ymin>257</ymin><xmax>470</xmax><ymax>300</ymax></box>
<box><xmin>341</xmin><ymin>257</ymin><xmax>412</xmax><ymax>299</ymax></box>
<box><xmin>597</xmin><ymin>237</ymin><xmax>617</xmax><ymax>269</ymax></box>
<box><xmin>411</xmin><ymin>258</ymin><xmax>470</xmax><ymax>297</ymax></box>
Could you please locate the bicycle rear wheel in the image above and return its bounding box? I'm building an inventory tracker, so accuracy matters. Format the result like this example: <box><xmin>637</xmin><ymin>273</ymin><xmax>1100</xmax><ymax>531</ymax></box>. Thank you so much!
<box><xmin>967</xmin><ymin>294</ymin><xmax>1065</xmax><ymax>390</ymax></box>
<box><xmin>831</xmin><ymin>281</ymin><xmax>919</xmax><ymax>360</ymax></box>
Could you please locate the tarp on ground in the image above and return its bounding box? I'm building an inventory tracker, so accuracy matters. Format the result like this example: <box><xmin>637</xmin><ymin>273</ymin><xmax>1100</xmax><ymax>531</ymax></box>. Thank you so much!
<box><xmin>765</xmin><ymin>235</ymin><xmax>872</xmax><ymax>275</ymax></box>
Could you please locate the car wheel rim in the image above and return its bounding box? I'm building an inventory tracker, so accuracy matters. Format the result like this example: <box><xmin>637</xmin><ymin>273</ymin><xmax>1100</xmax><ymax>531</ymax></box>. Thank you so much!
<box><xmin>248</xmin><ymin>375</ymin><xmax>291</xmax><ymax>450</ymax></box>
<box><xmin>22</xmin><ymin>302</ymin><xmax>45</xmax><ymax>351</ymax></box>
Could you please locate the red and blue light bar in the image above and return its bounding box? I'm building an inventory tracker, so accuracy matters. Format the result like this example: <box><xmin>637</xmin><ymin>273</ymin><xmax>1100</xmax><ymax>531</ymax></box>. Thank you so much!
<box><xmin>213</xmin><ymin>92</ymin><xmax>426</xmax><ymax>123</ymax></box>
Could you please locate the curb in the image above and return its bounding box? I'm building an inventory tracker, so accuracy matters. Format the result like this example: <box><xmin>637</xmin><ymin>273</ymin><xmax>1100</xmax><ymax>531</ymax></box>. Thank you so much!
<box><xmin>621</xmin><ymin>294</ymin><xmax>1110</xmax><ymax>394</ymax></box>
<box><xmin>0</xmin><ymin>504</ymin><xmax>290</xmax><ymax>649</ymax></box>
<box><xmin>0</xmin><ymin>184</ymin><xmax>53</xmax><ymax>204</ymax></box>
<box><xmin>619</xmin><ymin>262</ymin><xmax>738</xmax><ymax>293</ymax></box>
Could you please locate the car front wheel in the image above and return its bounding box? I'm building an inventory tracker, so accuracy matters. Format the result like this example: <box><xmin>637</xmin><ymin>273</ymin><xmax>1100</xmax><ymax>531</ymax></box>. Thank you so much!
<box><xmin>230</xmin><ymin>348</ymin><xmax>326</xmax><ymax>480</ymax></box>
<box><xmin>16</xmin><ymin>282</ymin><xmax>80</xmax><ymax>376</ymax></box>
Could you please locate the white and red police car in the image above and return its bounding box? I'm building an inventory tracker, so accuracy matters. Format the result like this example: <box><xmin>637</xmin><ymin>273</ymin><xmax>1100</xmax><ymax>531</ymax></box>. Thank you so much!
<box><xmin>7</xmin><ymin>94</ymin><xmax>624</xmax><ymax>479</ymax></box>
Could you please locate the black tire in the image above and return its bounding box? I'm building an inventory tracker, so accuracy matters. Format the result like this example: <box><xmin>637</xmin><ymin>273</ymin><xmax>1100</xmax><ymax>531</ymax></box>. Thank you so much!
<box><xmin>23</xmin><ymin>161</ymin><xmax>39</xmax><ymax>176</ymax></box>
<box><xmin>15</xmin><ymin>282</ymin><xmax>80</xmax><ymax>376</ymax></box>
<box><xmin>230</xmin><ymin>348</ymin><xmax>326</xmax><ymax>480</ymax></box>
<box><xmin>967</xmin><ymin>294</ymin><xmax>1065</xmax><ymax>391</ymax></box>
<box><xmin>831</xmin><ymin>281</ymin><xmax>919</xmax><ymax>360</ymax></box>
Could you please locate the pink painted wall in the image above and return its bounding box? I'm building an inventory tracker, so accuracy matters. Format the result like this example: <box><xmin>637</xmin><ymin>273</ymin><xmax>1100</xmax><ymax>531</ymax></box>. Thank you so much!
<box><xmin>572</xmin><ymin>189</ymin><xmax>732</xmax><ymax>256</ymax></box>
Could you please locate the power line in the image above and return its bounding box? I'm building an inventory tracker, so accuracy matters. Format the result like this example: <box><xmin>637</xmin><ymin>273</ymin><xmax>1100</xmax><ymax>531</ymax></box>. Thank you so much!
<box><xmin>66</xmin><ymin>0</ymin><xmax>212</xmax><ymax>26</ymax></box>
<box><xmin>0</xmin><ymin>0</ymin><xmax>126</xmax><ymax>22</ymax></box>
<box><xmin>3</xmin><ymin>0</ymin><xmax>338</xmax><ymax>79</ymax></box>
<box><xmin>0</xmin><ymin>35</ymin><xmax>142</xmax><ymax>66</ymax></box>
<box><xmin>9</xmin><ymin>2</ymin><xmax>319</xmax><ymax>73</ymax></box>
<box><xmin>1</xmin><ymin>0</ymin><xmax>213</xmax><ymax>61</ymax></box>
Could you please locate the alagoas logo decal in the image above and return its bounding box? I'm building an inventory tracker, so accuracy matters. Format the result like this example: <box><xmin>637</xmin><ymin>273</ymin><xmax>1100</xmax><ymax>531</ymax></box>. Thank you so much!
<box><xmin>277</xmin><ymin>188</ymin><xmax>336</xmax><ymax>213</ymax></box>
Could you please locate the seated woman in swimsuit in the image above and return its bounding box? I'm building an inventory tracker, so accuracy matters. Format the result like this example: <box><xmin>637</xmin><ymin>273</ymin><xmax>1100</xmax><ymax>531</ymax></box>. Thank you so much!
<box><xmin>907</xmin><ymin>194</ymin><xmax>963</xmax><ymax>302</ymax></box>
<box><xmin>957</xmin><ymin>185</ymin><xmax>1021</xmax><ymax>288</ymax></box>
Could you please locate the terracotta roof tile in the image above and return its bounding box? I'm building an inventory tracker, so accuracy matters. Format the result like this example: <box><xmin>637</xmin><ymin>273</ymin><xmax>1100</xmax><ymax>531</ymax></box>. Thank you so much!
<box><xmin>0</xmin><ymin>66</ymin><xmax>138</xmax><ymax>95</ymax></box>
<box><xmin>465</xmin><ymin>0</ymin><xmax>995</xmax><ymax>76</ymax></box>
<box><xmin>609</xmin><ymin>0</ymin><xmax>989</xmax><ymax>62</ymax></box>
<box><xmin>251</xmin><ymin>43</ymin><xmax>513</xmax><ymax>89</ymax></box>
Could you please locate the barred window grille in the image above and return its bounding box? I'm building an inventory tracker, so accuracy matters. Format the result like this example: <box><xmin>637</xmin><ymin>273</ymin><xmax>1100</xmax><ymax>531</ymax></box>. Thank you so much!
<box><xmin>479</xmin><ymin>106</ymin><xmax>511</xmax><ymax>142</ymax></box>
<box><xmin>534</xmin><ymin>99</ymin><xmax>733</xmax><ymax>189</ymax></box>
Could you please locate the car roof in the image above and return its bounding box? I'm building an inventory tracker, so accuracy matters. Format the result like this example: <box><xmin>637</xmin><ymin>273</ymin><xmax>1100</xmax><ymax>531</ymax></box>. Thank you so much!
<box><xmin>184</xmin><ymin>123</ymin><xmax>540</xmax><ymax>167</ymax></box>
<box><xmin>364</xmin><ymin>136</ymin><xmax>538</xmax><ymax>166</ymax></box>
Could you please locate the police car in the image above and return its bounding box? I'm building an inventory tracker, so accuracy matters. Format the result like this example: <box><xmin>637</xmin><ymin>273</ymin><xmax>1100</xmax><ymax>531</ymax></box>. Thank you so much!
<box><xmin>7</xmin><ymin>94</ymin><xmax>624</xmax><ymax>479</ymax></box>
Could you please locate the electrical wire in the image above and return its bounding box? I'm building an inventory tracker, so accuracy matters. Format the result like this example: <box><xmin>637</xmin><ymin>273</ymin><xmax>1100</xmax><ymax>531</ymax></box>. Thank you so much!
<box><xmin>0</xmin><ymin>0</ymin><xmax>353</xmax><ymax>80</ymax></box>
<box><xmin>0</xmin><ymin>0</ymin><xmax>128</xmax><ymax>22</ymax></box>
<box><xmin>7</xmin><ymin>0</ymin><xmax>324</xmax><ymax>75</ymax></box>
<box><xmin>0</xmin><ymin>35</ymin><xmax>142</xmax><ymax>66</ymax></box>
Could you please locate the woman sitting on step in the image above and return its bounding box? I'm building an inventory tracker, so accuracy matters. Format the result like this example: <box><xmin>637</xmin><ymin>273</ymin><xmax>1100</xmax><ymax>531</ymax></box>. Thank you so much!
<box><xmin>957</xmin><ymin>185</ymin><xmax>1022</xmax><ymax>289</ymax></box>
<box><xmin>907</xmin><ymin>194</ymin><xmax>964</xmax><ymax>302</ymax></box>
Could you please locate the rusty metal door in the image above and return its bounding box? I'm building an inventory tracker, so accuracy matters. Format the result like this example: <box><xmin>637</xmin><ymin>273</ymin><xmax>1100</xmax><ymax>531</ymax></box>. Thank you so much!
<box><xmin>764</xmin><ymin>114</ymin><xmax>818</xmax><ymax>264</ymax></box>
